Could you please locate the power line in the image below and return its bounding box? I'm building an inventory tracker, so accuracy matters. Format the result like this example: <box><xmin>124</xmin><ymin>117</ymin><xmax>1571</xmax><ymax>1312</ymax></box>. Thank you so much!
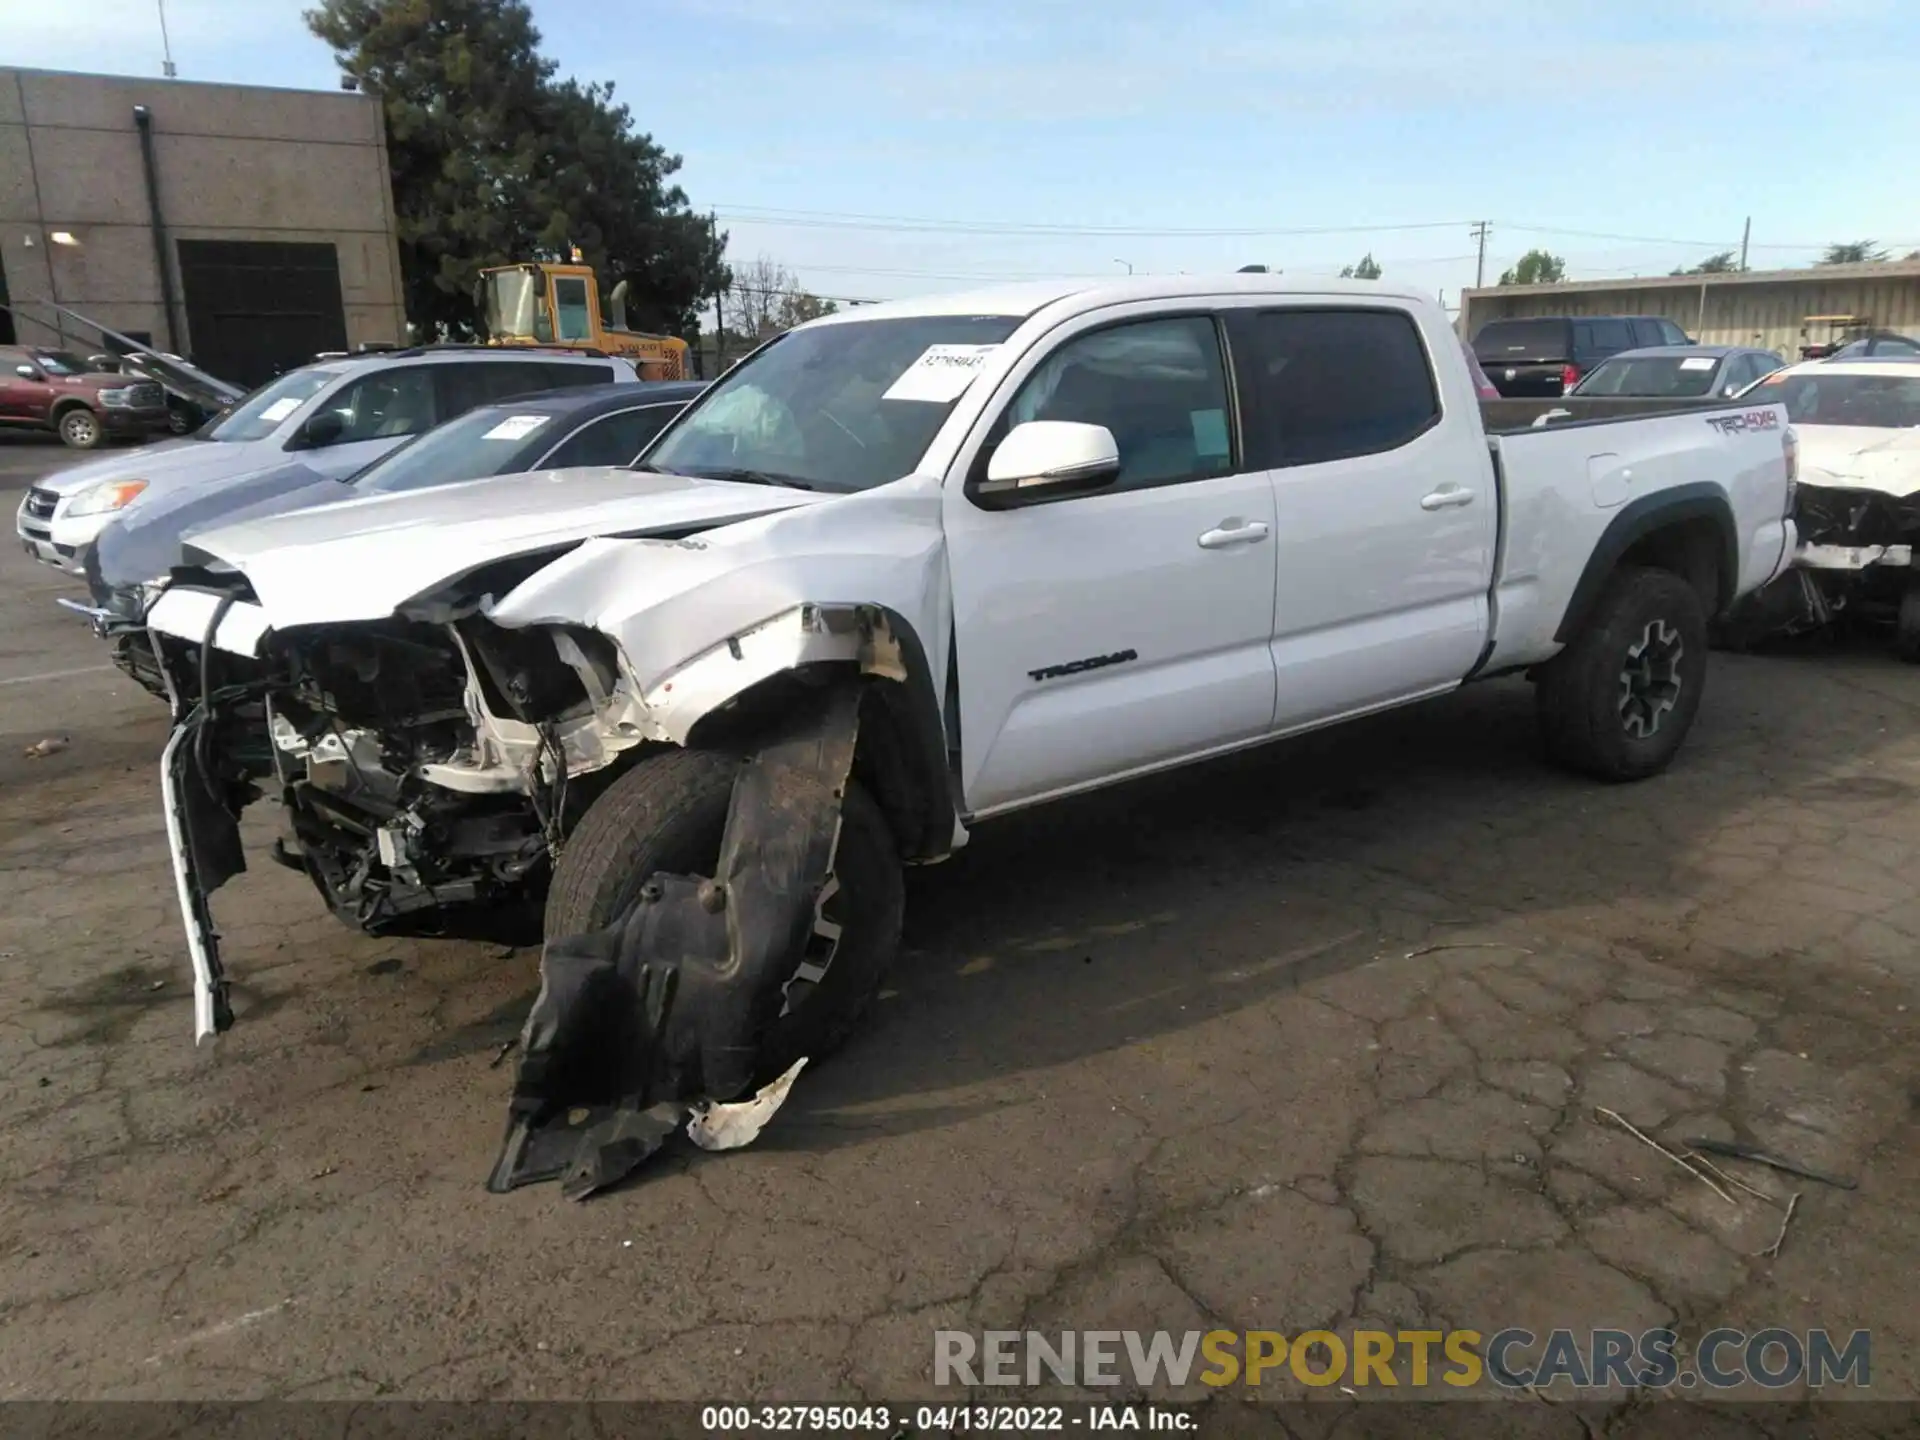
<box><xmin>717</xmin><ymin>203</ymin><xmax>1919</xmax><ymax>254</ymax></box>
<box><xmin>717</xmin><ymin>204</ymin><xmax>1475</xmax><ymax>239</ymax></box>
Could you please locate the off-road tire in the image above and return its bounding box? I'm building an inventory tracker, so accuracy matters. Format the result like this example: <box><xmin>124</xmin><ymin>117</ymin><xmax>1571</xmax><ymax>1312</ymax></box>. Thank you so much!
<box><xmin>1537</xmin><ymin>566</ymin><xmax>1709</xmax><ymax>782</ymax></box>
<box><xmin>56</xmin><ymin>405</ymin><xmax>103</xmax><ymax>449</ymax></box>
<box><xmin>1894</xmin><ymin>579</ymin><xmax>1920</xmax><ymax>664</ymax></box>
<box><xmin>545</xmin><ymin>747</ymin><xmax>904</xmax><ymax>1079</ymax></box>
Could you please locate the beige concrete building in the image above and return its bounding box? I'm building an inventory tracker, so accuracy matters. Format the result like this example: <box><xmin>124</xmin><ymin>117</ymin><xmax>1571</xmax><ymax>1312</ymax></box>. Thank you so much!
<box><xmin>1459</xmin><ymin>259</ymin><xmax>1920</xmax><ymax>359</ymax></box>
<box><xmin>0</xmin><ymin>66</ymin><xmax>406</xmax><ymax>386</ymax></box>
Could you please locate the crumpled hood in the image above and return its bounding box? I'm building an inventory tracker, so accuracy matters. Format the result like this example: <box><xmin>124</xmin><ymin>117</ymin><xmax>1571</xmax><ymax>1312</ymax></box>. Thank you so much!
<box><xmin>180</xmin><ymin>465</ymin><xmax>829</xmax><ymax>630</ymax></box>
<box><xmin>1795</xmin><ymin>424</ymin><xmax>1920</xmax><ymax>497</ymax></box>
<box><xmin>33</xmin><ymin>436</ymin><xmax>262</xmax><ymax>497</ymax></box>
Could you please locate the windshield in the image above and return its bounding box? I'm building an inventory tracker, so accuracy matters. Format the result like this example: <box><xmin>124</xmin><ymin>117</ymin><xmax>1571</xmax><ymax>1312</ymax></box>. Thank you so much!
<box><xmin>1575</xmin><ymin>355</ymin><xmax>1720</xmax><ymax>398</ymax></box>
<box><xmin>485</xmin><ymin>270</ymin><xmax>551</xmax><ymax>342</ymax></box>
<box><xmin>1756</xmin><ymin>372</ymin><xmax>1920</xmax><ymax>429</ymax></box>
<box><xmin>33</xmin><ymin>350</ymin><xmax>92</xmax><ymax>377</ymax></box>
<box><xmin>1472</xmin><ymin>319</ymin><xmax>1569</xmax><ymax>362</ymax></box>
<box><xmin>203</xmin><ymin>367</ymin><xmax>339</xmax><ymax>443</ymax></box>
<box><xmin>354</xmin><ymin>405</ymin><xmax>556</xmax><ymax>493</ymax></box>
<box><xmin>645</xmin><ymin>313</ymin><xmax>1024</xmax><ymax>491</ymax></box>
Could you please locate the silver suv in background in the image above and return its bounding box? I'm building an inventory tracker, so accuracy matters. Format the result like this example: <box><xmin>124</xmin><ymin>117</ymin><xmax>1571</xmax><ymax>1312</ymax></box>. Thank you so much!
<box><xmin>16</xmin><ymin>346</ymin><xmax>640</xmax><ymax>573</ymax></box>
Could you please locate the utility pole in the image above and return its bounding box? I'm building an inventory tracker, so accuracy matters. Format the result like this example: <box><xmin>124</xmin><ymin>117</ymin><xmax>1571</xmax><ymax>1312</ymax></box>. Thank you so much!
<box><xmin>157</xmin><ymin>0</ymin><xmax>177</xmax><ymax>77</ymax></box>
<box><xmin>1471</xmin><ymin>221</ymin><xmax>1490</xmax><ymax>289</ymax></box>
<box><xmin>1739</xmin><ymin>216</ymin><xmax>1751</xmax><ymax>272</ymax></box>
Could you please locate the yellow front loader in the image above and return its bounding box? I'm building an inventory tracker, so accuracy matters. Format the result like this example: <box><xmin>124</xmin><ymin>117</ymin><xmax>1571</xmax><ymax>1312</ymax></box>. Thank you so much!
<box><xmin>480</xmin><ymin>261</ymin><xmax>691</xmax><ymax>380</ymax></box>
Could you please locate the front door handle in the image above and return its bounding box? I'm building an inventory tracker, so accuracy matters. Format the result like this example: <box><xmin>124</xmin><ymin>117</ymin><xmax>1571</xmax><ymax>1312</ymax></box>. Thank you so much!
<box><xmin>1420</xmin><ymin>486</ymin><xmax>1476</xmax><ymax>511</ymax></box>
<box><xmin>1197</xmin><ymin>519</ymin><xmax>1271</xmax><ymax>549</ymax></box>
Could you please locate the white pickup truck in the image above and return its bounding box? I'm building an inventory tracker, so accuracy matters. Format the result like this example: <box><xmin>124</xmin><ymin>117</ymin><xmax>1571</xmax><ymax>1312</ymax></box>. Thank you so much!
<box><xmin>145</xmin><ymin>274</ymin><xmax>1797</xmax><ymax>1072</ymax></box>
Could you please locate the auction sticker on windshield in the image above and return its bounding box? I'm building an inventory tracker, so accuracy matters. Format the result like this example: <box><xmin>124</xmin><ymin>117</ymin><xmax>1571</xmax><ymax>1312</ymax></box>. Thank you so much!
<box><xmin>1680</xmin><ymin>357</ymin><xmax>1717</xmax><ymax>370</ymax></box>
<box><xmin>883</xmin><ymin>344</ymin><xmax>1002</xmax><ymax>403</ymax></box>
<box><xmin>483</xmin><ymin>414</ymin><xmax>550</xmax><ymax>441</ymax></box>
<box><xmin>259</xmin><ymin>397</ymin><xmax>304</xmax><ymax>423</ymax></box>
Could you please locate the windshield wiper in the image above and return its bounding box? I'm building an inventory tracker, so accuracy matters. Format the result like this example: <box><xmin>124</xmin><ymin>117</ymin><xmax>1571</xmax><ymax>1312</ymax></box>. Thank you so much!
<box><xmin>680</xmin><ymin>466</ymin><xmax>818</xmax><ymax>492</ymax></box>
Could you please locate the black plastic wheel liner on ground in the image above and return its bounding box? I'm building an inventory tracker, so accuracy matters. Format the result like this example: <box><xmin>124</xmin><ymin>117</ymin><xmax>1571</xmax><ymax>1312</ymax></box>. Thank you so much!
<box><xmin>488</xmin><ymin>683</ymin><xmax>867</xmax><ymax>1199</ymax></box>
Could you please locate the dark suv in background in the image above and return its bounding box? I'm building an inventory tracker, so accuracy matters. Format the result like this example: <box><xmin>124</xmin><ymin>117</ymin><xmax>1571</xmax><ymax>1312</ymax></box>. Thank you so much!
<box><xmin>1471</xmin><ymin>315</ymin><xmax>1692</xmax><ymax>397</ymax></box>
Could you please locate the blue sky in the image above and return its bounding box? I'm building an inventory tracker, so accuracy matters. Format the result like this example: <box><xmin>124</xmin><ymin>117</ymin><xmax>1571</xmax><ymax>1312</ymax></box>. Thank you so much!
<box><xmin>13</xmin><ymin>0</ymin><xmax>1920</xmax><ymax>310</ymax></box>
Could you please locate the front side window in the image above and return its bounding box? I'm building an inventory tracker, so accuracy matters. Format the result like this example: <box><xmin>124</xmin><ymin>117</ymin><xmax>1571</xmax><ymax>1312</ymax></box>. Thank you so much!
<box><xmin>314</xmin><ymin>366</ymin><xmax>438</xmax><ymax>445</ymax></box>
<box><xmin>32</xmin><ymin>350</ymin><xmax>91</xmax><ymax>376</ymax></box>
<box><xmin>485</xmin><ymin>269</ymin><xmax>552</xmax><ymax>342</ymax></box>
<box><xmin>995</xmin><ymin>316</ymin><xmax>1233</xmax><ymax>492</ymax></box>
<box><xmin>541</xmin><ymin>406</ymin><xmax>678</xmax><ymax>468</ymax></box>
<box><xmin>1235</xmin><ymin>308</ymin><xmax>1439</xmax><ymax>468</ymax></box>
<box><xmin>647</xmin><ymin>312</ymin><xmax>1023</xmax><ymax>492</ymax></box>
<box><xmin>552</xmin><ymin>278</ymin><xmax>594</xmax><ymax>342</ymax></box>
<box><xmin>205</xmin><ymin>366</ymin><xmax>341</xmax><ymax>442</ymax></box>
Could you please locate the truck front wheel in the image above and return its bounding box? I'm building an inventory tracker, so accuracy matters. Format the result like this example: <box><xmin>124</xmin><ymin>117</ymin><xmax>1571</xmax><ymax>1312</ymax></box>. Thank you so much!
<box><xmin>545</xmin><ymin>747</ymin><xmax>904</xmax><ymax>1080</ymax></box>
<box><xmin>56</xmin><ymin>406</ymin><xmax>103</xmax><ymax>449</ymax></box>
<box><xmin>1537</xmin><ymin>566</ymin><xmax>1709</xmax><ymax>782</ymax></box>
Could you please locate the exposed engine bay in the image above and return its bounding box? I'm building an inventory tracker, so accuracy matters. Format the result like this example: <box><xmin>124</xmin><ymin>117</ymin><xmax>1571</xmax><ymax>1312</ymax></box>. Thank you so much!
<box><xmin>1722</xmin><ymin>483</ymin><xmax>1920</xmax><ymax>648</ymax></box>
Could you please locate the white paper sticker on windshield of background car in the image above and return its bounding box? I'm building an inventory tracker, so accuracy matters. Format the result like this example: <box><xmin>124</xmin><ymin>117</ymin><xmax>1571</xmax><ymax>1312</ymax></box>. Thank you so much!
<box><xmin>482</xmin><ymin>414</ymin><xmax>550</xmax><ymax>441</ymax></box>
<box><xmin>1680</xmin><ymin>357</ymin><xmax>1718</xmax><ymax>371</ymax></box>
<box><xmin>259</xmin><ymin>397</ymin><xmax>304</xmax><ymax>423</ymax></box>
<box><xmin>881</xmin><ymin>344</ymin><xmax>1002</xmax><ymax>403</ymax></box>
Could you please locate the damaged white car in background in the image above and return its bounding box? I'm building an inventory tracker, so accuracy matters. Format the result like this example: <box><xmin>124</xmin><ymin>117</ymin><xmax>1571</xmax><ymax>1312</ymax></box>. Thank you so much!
<box><xmin>144</xmin><ymin>274</ymin><xmax>1794</xmax><ymax>1196</ymax></box>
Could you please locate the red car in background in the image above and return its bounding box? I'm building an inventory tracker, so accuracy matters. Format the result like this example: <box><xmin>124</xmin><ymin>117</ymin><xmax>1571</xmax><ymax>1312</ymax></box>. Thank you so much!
<box><xmin>0</xmin><ymin>345</ymin><xmax>172</xmax><ymax>448</ymax></box>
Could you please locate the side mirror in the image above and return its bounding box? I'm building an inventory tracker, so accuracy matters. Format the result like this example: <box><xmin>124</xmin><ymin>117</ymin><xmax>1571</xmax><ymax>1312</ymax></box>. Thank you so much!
<box><xmin>293</xmin><ymin>410</ymin><xmax>345</xmax><ymax>449</ymax></box>
<box><xmin>16</xmin><ymin>364</ymin><xmax>40</xmax><ymax>379</ymax></box>
<box><xmin>977</xmin><ymin>421</ymin><xmax>1121</xmax><ymax>506</ymax></box>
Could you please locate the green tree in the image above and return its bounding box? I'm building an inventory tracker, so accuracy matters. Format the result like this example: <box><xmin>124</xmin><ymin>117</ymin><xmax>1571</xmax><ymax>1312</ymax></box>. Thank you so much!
<box><xmin>307</xmin><ymin>0</ymin><xmax>727</xmax><ymax>338</ymax></box>
<box><xmin>1819</xmin><ymin>241</ymin><xmax>1887</xmax><ymax>265</ymax></box>
<box><xmin>1497</xmin><ymin>249</ymin><xmax>1567</xmax><ymax>286</ymax></box>
<box><xmin>1339</xmin><ymin>253</ymin><xmax>1383</xmax><ymax>280</ymax></box>
<box><xmin>1670</xmin><ymin>251</ymin><xmax>1738</xmax><ymax>275</ymax></box>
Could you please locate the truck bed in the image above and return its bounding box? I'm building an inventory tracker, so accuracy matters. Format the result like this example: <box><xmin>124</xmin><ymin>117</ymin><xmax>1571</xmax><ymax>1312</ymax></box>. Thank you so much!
<box><xmin>1477</xmin><ymin>400</ymin><xmax>1794</xmax><ymax>676</ymax></box>
<box><xmin>1481</xmin><ymin>395</ymin><xmax>1757</xmax><ymax>433</ymax></box>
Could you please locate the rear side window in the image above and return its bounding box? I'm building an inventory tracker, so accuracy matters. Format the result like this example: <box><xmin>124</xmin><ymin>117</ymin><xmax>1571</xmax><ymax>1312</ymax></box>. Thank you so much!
<box><xmin>436</xmin><ymin>361</ymin><xmax>615</xmax><ymax>416</ymax></box>
<box><xmin>1232</xmin><ymin>308</ymin><xmax>1440</xmax><ymax>468</ymax></box>
<box><xmin>1584</xmin><ymin>319</ymin><xmax>1634</xmax><ymax>354</ymax></box>
<box><xmin>539</xmin><ymin>405</ymin><xmax>679</xmax><ymax>468</ymax></box>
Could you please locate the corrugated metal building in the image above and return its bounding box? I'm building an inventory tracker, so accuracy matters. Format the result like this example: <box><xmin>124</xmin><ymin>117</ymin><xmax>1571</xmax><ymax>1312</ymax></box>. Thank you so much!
<box><xmin>1458</xmin><ymin>259</ymin><xmax>1920</xmax><ymax>359</ymax></box>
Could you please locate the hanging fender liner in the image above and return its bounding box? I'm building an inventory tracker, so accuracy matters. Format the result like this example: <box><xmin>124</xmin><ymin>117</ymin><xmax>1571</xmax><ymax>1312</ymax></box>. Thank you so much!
<box><xmin>488</xmin><ymin>682</ymin><xmax>862</xmax><ymax>1199</ymax></box>
<box><xmin>1552</xmin><ymin>482</ymin><xmax>1738</xmax><ymax>645</ymax></box>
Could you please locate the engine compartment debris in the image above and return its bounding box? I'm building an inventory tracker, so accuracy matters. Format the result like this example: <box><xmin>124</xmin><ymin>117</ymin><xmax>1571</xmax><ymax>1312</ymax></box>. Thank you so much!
<box><xmin>487</xmin><ymin>688</ymin><xmax>859</xmax><ymax>1199</ymax></box>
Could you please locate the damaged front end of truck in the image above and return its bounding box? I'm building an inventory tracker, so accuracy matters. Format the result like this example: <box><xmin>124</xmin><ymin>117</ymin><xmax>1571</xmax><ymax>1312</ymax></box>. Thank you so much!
<box><xmin>146</xmin><ymin>487</ymin><xmax>957</xmax><ymax>1194</ymax></box>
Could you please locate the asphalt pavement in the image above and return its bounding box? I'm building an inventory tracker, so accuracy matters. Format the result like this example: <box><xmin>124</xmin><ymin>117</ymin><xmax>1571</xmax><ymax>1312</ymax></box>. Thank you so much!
<box><xmin>1</xmin><ymin>440</ymin><xmax>1916</xmax><ymax>1422</ymax></box>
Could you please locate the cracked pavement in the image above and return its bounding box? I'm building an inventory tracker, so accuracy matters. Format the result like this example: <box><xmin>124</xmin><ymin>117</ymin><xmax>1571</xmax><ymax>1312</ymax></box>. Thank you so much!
<box><xmin>2</xmin><ymin>461</ymin><xmax>1918</xmax><ymax>1427</ymax></box>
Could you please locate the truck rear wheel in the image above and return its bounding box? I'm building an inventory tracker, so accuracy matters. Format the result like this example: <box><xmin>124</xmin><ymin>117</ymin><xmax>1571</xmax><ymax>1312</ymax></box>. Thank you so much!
<box><xmin>1537</xmin><ymin>566</ymin><xmax>1708</xmax><ymax>782</ymax></box>
<box><xmin>545</xmin><ymin>747</ymin><xmax>904</xmax><ymax>1080</ymax></box>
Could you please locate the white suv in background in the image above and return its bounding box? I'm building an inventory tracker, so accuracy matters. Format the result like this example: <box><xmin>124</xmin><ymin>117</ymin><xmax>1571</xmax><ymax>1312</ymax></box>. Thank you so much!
<box><xmin>16</xmin><ymin>346</ymin><xmax>640</xmax><ymax>573</ymax></box>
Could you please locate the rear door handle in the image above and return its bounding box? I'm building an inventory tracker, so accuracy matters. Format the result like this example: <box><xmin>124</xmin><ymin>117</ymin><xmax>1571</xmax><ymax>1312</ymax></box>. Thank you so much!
<box><xmin>1420</xmin><ymin>486</ymin><xmax>1476</xmax><ymax>510</ymax></box>
<box><xmin>1197</xmin><ymin>519</ymin><xmax>1271</xmax><ymax>549</ymax></box>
